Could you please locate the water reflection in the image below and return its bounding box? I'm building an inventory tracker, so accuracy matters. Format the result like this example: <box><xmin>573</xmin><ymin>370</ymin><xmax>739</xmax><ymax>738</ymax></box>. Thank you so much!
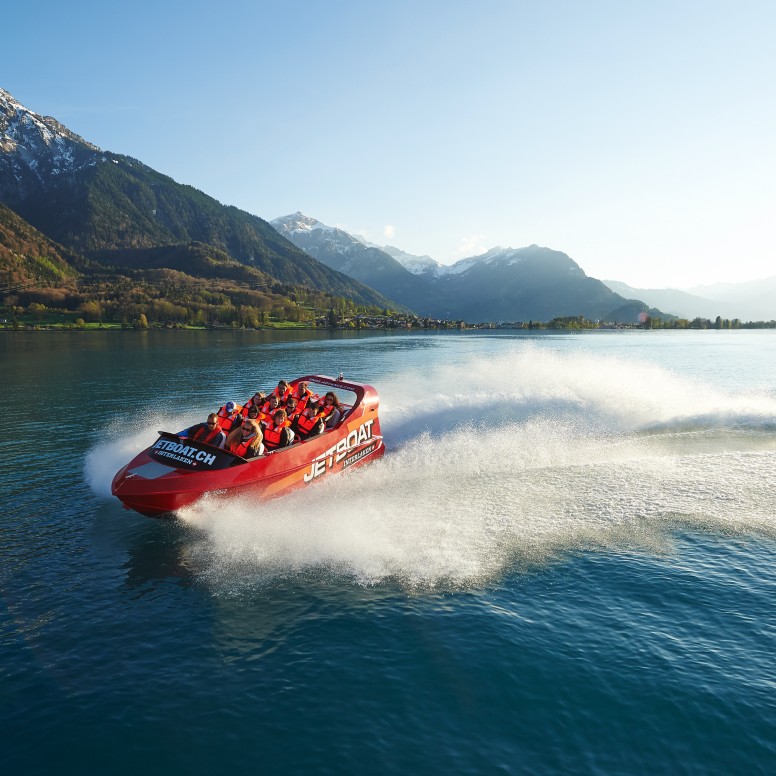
<box><xmin>120</xmin><ymin>520</ymin><xmax>198</xmax><ymax>592</ymax></box>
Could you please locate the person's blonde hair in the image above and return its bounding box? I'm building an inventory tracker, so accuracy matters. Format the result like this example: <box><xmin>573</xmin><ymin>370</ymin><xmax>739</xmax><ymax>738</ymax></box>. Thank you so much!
<box><xmin>226</xmin><ymin>419</ymin><xmax>263</xmax><ymax>456</ymax></box>
<box><xmin>243</xmin><ymin>419</ymin><xmax>261</xmax><ymax>435</ymax></box>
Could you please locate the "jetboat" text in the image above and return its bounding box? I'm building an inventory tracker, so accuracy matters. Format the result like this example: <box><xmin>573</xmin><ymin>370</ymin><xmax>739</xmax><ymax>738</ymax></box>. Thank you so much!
<box><xmin>303</xmin><ymin>419</ymin><xmax>375</xmax><ymax>483</ymax></box>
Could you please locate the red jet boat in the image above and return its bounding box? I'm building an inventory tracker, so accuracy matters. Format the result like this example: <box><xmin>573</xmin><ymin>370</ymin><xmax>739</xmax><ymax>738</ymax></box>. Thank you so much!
<box><xmin>112</xmin><ymin>375</ymin><xmax>385</xmax><ymax>517</ymax></box>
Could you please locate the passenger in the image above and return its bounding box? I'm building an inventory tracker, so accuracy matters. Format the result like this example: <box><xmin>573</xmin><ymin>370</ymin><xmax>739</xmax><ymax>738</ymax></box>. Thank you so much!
<box><xmin>216</xmin><ymin>400</ymin><xmax>243</xmax><ymax>433</ymax></box>
<box><xmin>262</xmin><ymin>409</ymin><xmax>294</xmax><ymax>451</ymax></box>
<box><xmin>271</xmin><ymin>380</ymin><xmax>292</xmax><ymax>404</ymax></box>
<box><xmin>225</xmin><ymin>419</ymin><xmax>264</xmax><ymax>458</ymax></box>
<box><xmin>180</xmin><ymin>413</ymin><xmax>227</xmax><ymax>448</ymax></box>
<box><xmin>241</xmin><ymin>391</ymin><xmax>266</xmax><ymax>418</ymax></box>
<box><xmin>320</xmin><ymin>391</ymin><xmax>342</xmax><ymax>429</ymax></box>
<box><xmin>291</xmin><ymin>400</ymin><xmax>326</xmax><ymax>441</ymax></box>
<box><xmin>284</xmin><ymin>397</ymin><xmax>300</xmax><ymax>421</ymax></box>
<box><xmin>260</xmin><ymin>394</ymin><xmax>281</xmax><ymax>418</ymax></box>
<box><xmin>289</xmin><ymin>381</ymin><xmax>313</xmax><ymax>412</ymax></box>
<box><xmin>245</xmin><ymin>404</ymin><xmax>261</xmax><ymax>421</ymax></box>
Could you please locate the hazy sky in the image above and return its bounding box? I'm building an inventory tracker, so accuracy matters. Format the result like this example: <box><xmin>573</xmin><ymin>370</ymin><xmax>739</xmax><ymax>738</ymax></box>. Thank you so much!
<box><xmin>3</xmin><ymin>0</ymin><xmax>775</xmax><ymax>287</ymax></box>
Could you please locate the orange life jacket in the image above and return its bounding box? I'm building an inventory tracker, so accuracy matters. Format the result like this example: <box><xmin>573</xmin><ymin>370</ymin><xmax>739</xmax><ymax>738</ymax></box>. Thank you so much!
<box><xmin>191</xmin><ymin>423</ymin><xmax>223</xmax><ymax>445</ymax></box>
<box><xmin>217</xmin><ymin>405</ymin><xmax>243</xmax><ymax>432</ymax></box>
<box><xmin>261</xmin><ymin>399</ymin><xmax>280</xmax><ymax>416</ymax></box>
<box><xmin>263</xmin><ymin>420</ymin><xmax>291</xmax><ymax>450</ymax></box>
<box><xmin>318</xmin><ymin>404</ymin><xmax>336</xmax><ymax>421</ymax></box>
<box><xmin>295</xmin><ymin>410</ymin><xmax>324</xmax><ymax>437</ymax></box>
<box><xmin>284</xmin><ymin>403</ymin><xmax>301</xmax><ymax>421</ymax></box>
<box><xmin>228</xmin><ymin>433</ymin><xmax>260</xmax><ymax>458</ymax></box>
<box><xmin>290</xmin><ymin>387</ymin><xmax>312</xmax><ymax>412</ymax></box>
<box><xmin>272</xmin><ymin>385</ymin><xmax>291</xmax><ymax>403</ymax></box>
<box><xmin>241</xmin><ymin>396</ymin><xmax>265</xmax><ymax>417</ymax></box>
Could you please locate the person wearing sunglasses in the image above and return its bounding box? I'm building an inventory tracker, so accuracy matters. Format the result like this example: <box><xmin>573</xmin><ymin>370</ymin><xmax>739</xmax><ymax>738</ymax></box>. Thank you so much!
<box><xmin>225</xmin><ymin>418</ymin><xmax>264</xmax><ymax>459</ymax></box>
<box><xmin>179</xmin><ymin>413</ymin><xmax>227</xmax><ymax>448</ymax></box>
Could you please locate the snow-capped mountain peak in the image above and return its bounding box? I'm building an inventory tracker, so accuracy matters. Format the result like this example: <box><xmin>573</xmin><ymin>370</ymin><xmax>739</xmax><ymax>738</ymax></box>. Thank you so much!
<box><xmin>380</xmin><ymin>245</ymin><xmax>443</xmax><ymax>276</ymax></box>
<box><xmin>437</xmin><ymin>246</ymin><xmax>518</xmax><ymax>276</ymax></box>
<box><xmin>1</xmin><ymin>88</ymin><xmax>100</xmax><ymax>155</ymax></box>
<box><xmin>271</xmin><ymin>212</ymin><xmax>370</xmax><ymax>273</ymax></box>
<box><xmin>271</xmin><ymin>211</ymin><xmax>339</xmax><ymax>236</ymax></box>
<box><xmin>1</xmin><ymin>87</ymin><xmax>102</xmax><ymax>200</ymax></box>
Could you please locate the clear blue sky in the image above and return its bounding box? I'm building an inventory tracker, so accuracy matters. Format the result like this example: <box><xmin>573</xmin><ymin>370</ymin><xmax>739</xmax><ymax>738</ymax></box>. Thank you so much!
<box><xmin>3</xmin><ymin>0</ymin><xmax>775</xmax><ymax>287</ymax></box>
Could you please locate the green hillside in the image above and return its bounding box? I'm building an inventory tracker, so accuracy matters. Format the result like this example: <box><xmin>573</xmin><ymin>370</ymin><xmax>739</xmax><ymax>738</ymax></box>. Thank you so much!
<box><xmin>0</xmin><ymin>204</ymin><xmax>390</xmax><ymax>328</ymax></box>
<box><xmin>0</xmin><ymin>203</ymin><xmax>81</xmax><ymax>290</ymax></box>
<box><xmin>10</xmin><ymin>153</ymin><xmax>394</xmax><ymax>310</ymax></box>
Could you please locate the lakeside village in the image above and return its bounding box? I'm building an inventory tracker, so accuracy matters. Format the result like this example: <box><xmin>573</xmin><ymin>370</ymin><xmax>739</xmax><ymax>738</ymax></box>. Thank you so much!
<box><xmin>309</xmin><ymin>312</ymin><xmax>775</xmax><ymax>330</ymax></box>
<box><xmin>3</xmin><ymin>308</ymin><xmax>776</xmax><ymax>332</ymax></box>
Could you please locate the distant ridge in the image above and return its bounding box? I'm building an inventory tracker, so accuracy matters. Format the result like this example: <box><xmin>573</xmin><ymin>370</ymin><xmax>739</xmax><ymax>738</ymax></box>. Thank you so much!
<box><xmin>273</xmin><ymin>213</ymin><xmax>671</xmax><ymax>323</ymax></box>
<box><xmin>603</xmin><ymin>279</ymin><xmax>776</xmax><ymax>321</ymax></box>
<box><xmin>271</xmin><ymin>212</ymin><xmax>430</xmax><ymax>312</ymax></box>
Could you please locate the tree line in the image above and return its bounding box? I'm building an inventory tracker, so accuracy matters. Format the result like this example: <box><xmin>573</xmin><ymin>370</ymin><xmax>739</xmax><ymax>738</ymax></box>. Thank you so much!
<box><xmin>1</xmin><ymin>266</ymin><xmax>388</xmax><ymax>329</ymax></box>
<box><xmin>541</xmin><ymin>315</ymin><xmax>776</xmax><ymax>330</ymax></box>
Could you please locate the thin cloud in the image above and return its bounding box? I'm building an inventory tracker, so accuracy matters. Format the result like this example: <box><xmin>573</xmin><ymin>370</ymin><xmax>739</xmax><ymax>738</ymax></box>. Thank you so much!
<box><xmin>384</xmin><ymin>224</ymin><xmax>396</xmax><ymax>239</ymax></box>
<box><xmin>456</xmin><ymin>234</ymin><xmax>488</xmax><ymax>257</ymax></box>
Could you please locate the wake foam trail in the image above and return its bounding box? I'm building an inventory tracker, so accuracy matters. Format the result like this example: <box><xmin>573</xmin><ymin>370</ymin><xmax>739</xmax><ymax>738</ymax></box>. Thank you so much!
<box><xmin>377</xmin><ymin>345</ymin><xmax>776</xmax><ymax>442</ymax></box>
<box><xmin>178</xmin><ymin>417</ymin><xmax>776</xmax><ymax>592</ymax></box>
<box><xmin>91</xmin><ymin>346</ymin><xmax>776</xmax><ymax>590</ymax></box>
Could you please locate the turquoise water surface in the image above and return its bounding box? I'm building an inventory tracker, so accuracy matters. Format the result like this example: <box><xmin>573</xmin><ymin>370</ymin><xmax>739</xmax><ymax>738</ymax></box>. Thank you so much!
<box><xmin>2</xmin><ymin>329</ymin><xmax>775</xmax><ymax>774</ymax></box>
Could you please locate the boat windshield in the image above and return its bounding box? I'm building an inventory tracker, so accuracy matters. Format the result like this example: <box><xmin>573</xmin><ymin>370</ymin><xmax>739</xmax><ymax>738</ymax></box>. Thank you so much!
<box><xmin>307</xmin><ymin>380</ymin><xmax>356</xmax><ymax>418</ymax></box>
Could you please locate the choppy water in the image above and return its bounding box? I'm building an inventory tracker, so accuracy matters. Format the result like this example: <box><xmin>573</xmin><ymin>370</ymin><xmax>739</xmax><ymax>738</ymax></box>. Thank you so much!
<box><xmin>2</xmin><ymin>330</ymin><xmax>775</xmax><ymax>774</ymax></box>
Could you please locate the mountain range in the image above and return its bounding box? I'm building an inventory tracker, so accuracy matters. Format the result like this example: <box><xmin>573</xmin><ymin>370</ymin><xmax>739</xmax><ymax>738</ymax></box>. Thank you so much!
<box><xmin>271</xmin><ymin>212</ymin><xmax>668</xmax><ymax>323</ymax></box>
<box><xmin>602</xmin><ymin>278</ymin><xmax>776</xmax><ymax>323</ymax></box>
<box><xmin>0</xmin><ymin>87</ymin><xmax>392</xmax><ymax>315</ymax></box>
<box><xmin>3</xmin><ymin>86</ymin><xmax>767</xmax><ymax>326</ymax></box>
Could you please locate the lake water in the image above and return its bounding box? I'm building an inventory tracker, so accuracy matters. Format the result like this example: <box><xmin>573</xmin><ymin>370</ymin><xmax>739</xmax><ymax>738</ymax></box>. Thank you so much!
<box><xmin>2</xmin><ymin>329</ymin><xmax>775</xmax><ymax>774</ymax></box>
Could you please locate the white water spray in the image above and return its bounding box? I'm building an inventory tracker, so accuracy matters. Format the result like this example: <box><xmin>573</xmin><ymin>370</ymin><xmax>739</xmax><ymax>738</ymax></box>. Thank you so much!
<box><xmin>88</xmin><ymin>347</ymin><xmax>776</xmax><ymax>589</ymax></box>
